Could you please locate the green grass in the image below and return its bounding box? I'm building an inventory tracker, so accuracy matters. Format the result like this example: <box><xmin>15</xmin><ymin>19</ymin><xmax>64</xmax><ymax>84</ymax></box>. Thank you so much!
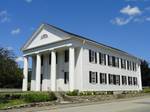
<box><xmin>0</xmin><ymin>92</ymin><xmax>57</xmax><ymax>110</ymax></box>
<box><xmin>143</xmin><ymin>87</ymin><xmax>150</xmax><ymax>93</ymax></box>
<box><xmin>0</xmin><ymin>99</ymin><xmax>26</xmax><ymax>109</ymax></box>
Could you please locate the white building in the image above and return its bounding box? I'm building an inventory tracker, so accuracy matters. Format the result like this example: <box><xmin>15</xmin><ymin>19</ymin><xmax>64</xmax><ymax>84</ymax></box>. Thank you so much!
<box><xmin>21</xmin><ymin>23</ymin><xmax>142</xmax><ymax>92</ymax></box>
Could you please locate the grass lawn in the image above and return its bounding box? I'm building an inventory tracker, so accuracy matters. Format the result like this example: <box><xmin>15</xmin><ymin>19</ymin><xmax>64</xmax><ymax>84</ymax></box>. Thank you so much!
<box><xmin>0</xmin><ymin>91</ymin><xmax>57</xmax><ymax>110</ymax></box>
<box><xmin>0</xmin><ymin>99</ymin><xmax>26</xmax><ymax>109</ymax></box>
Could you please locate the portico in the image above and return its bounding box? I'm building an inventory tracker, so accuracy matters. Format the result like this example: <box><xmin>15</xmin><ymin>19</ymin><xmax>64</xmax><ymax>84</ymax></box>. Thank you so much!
<box><xmin>22</xmin><ymin>46</ymin><xmax>75</xmax><ymax>91</ymax></box>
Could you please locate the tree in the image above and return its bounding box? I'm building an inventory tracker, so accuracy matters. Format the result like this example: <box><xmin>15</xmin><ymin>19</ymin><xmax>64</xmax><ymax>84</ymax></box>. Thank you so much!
<box><xmin>141</xmin><ymin>60</ymin><xmax>150</xmax><ymax>87</ymax></box>
<box><xmin>0</xmin><ymin>47</ymin><xmax>23</xmax><ymax>88</ymax></box>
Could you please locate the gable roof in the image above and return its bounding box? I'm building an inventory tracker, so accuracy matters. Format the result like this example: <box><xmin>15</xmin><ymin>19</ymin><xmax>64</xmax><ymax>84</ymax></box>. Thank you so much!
<box><xmin>22</xmin><ymin>23</ymin><xmax>140</xmax><ymax>60</ymax></box>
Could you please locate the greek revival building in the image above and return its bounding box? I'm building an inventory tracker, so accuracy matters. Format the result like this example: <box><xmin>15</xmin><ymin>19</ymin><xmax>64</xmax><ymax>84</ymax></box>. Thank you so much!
<box><xmin>21</xmin><ymin>23</ymin><xmax>142</xmax><ymax>91</ymax></box>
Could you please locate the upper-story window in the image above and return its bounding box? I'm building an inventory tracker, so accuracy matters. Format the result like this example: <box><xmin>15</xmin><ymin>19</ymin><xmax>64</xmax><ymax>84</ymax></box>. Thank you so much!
<box><xmin>132</xmin><ymin>62</ymin><xmax>137</xmax><ymax>71</ymax></box>
<box><xmin>64</xmin><ymin>50</ymin><xmax>69</xmax><ymax>63</ymax></box>
<box><xmin>121</xmin><ymin>59</ymin><xmax>126</xmax><ymax>69</ymax></box>
<box><xmin>89</xmin><ymin>71</ymin><xmax>98</xmax><ymax>84</ymax></box>
<box><xmin>108</xmin><ymin>55</ymin><xmax>119</xmax><ymax>68</ymax></box>
<box><xmin>99</xmin><ymin>52</ymin><xmax>106</xmax><ymax>65</ymax></box>
<box><xmin>99</xmin><ymin>73</ymin><xmax>107</xmax><ymax>84</ymax></box>
<box><xmin>89</xmin><ymin>50</ymin><xmax>97</xmax><ymax>63</ymax></box>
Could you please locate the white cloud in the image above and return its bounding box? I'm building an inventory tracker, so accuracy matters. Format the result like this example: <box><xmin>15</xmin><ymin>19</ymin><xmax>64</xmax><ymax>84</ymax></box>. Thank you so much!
<box><xmin>15</xmin><ymin>56</ymin><xmax>24</xmax><ymax>62</ymax></box>
<box><xmin>111</xmin><ymin>17</ymin><xmax>133</xmax><ymax>26</ymax></box>
<box><xmin>6</xmin><ymin>46</ymin><xmax>13</xmax><ymax>50</ymax></box>
<box><xmin>11</xmin><ymin>28</ymin><xmax>21</xmax><ymax>35</ymax></box>
<box><xmin>145</xmin><ymin>17</ymin><xmax>150</xmax><ymax>21</ymax></box>
<box><xmin>25</xmin><ymin>0</ymin><xmax>32</xmax><ymax>3</ymax></box>
<box><xmin>0</xmin><ymin>10</ymin><xmax>10</xmax><ymax>23</ymax></box>
<box><xmin>120</xmin><ymin>5</ymin><xmax>142</xmax><ymax>16</ymax></box>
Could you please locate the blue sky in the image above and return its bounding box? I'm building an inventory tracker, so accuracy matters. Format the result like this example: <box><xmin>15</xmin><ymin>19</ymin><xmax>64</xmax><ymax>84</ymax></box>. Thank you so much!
<box><xmin>0</xmin><ymin>0</ymin><xmax>150</xmax><ymax>67</ymax></box>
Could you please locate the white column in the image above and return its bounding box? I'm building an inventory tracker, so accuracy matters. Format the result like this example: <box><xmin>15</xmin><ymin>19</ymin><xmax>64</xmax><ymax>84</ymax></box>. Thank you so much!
<box><xmin>22</xmin><ymin>56</ymin><xmax>28</xmax><ymax>91</ymax></box>
<box><xmin>31</xmin><ymin>56</ymin><xmax>36</xmax><ymax>91</ymax></box>
<box><xmin>138</xmin><ymin>64</ymin><xmax>142</xmax><ymax>90</ymax></box>
<box><xmin>105</xmin><ymin>54</ymin><xmax>108</xmax><ymax>66</ymax></box>
<box><xmin>51</xmin><ymin>50</ymin><xmax>56</xmax><ymax>91</ymax></box>
<box><xmin>69</xmin><ymin>47</ymin><xmax>75</xmax><ymax>91</ymax></box>
<box><xmin>35</xmin><ymin>54</ymin><xmax>41</xmax><ymax>91</ymax></box>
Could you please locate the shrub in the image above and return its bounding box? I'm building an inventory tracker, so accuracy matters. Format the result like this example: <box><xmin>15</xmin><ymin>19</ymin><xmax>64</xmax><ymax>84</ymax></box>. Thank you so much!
<box><xmin>107</xmin><ymin>91</ymin><xmax>113</xmax><ymax>95</ymax></box>
<box><xmin>0</xmin><ymin>92</ymin><xmax>57</xmax><ymax>103</ymax></box>
<box><xmin>66</xmin><ymin>90</ymin><xmax>79</xmax><ymax>96</ymax></box>
<box><xmin>22</xmin><ymin>92</ymin><xmax>57</xmax><ymax>103</ymax></box>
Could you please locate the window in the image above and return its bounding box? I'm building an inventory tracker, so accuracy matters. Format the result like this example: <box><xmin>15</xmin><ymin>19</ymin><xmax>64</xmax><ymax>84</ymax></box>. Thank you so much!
<box><xmin>100</xmin><ymin>73</ymin><xmax>107</xmax><ymax>84</ymax></box>
<box><xmin>64</xmin><ymin>72</ymin><xmax>69</xmax><ymax>84</ymax></box>
<box><xmin>89</xmin><ymin>50</ymin><xmax>97</xmax><ymax>63</ymax></box>
<box><xmin>108</xmin><ymin>55</ymin><xmax>113</xmax><ymax>66</ymax></box>
<box><xmin>133</xmin><ymin>77</ymin><xmax>138</xmax><ymax>85</ymax></box>
<box><xmin>128</xmin><ymin>77</ymin><xmax>132</xmax><ymax>85</ymax></box>
<box><xmin>49</xmin><ymin>53</ymin><xmax>51</xmax><ymax>65</ymax></box>
<box><xmin>132</xmin><ymin>62</ymin><xmax>137</xmax><ymax>71</ymax></box>
<box><xmin>108</xmin><ymin>55</ymin><xmax>119</xmax><ymax>67</ymax></box>
<box><xmin>99</xmin><ymin>52</ymin><xmax>106</xmax><ymax>65</ymax></box>
<box><xmin>115</xmin><ymin>57</ymin><xmax>119</xmax><ymax>68</ymax></box>
<box><xmin>89</xmin><ymin>71</ymin><xmax>98</xmax><ymax>84</ymax></box>
<box><xmin>109</xmin><ymin>74</ymin><xmax>120</xmax><ymax>85</ymax></box>
<box><xmin>129</xmin><ymin>61</ymin><xmax>132</xmax><ymax>70</ymax></box>
<box><xmin>109</xmin><ymin>74</ymin><xmax>114</xmax><ymax>84</ymax></box>
<box><xmin>41</xmin><ymin>55</ymin><xmax>44</xmax><ymax>66</ymax></box>
<box><xmin>122</xmin><ymin>76</ymin><xmax>127</xmax><ymax>85</ymax></box>
<box><xmin>116</xmin><ymin>75</ymin><xmax>120</xmax><ymax>85</ymax></box>
<box><xmin>121</xmin><ymin>59</ymin><xmax>126</xmax><ymax>69</ymax></box>
<box><xmin>64</xmin><ymin>50</ymin><xmax>69</xmax><ymax>62</ymax></box>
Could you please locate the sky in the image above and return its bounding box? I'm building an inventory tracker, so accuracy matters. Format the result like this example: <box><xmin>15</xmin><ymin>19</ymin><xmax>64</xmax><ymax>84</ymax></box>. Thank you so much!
<box><xmin>0</xmin><ymin>0</ymin><xmax>150</xmax><ymax>67</ymax></box>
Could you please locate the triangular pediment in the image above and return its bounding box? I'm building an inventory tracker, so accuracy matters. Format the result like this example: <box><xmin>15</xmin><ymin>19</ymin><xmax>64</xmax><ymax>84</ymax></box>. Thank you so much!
<box><xmin>22</xmin><ymin>24</ymin><xmax>70</xmax><ymax>50</ymax></box>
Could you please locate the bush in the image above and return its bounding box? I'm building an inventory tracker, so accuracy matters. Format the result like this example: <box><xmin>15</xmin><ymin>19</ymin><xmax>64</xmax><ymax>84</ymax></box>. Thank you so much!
<box><xmin>22</xmin><ymin>92</ymin><xmax>57</xmax><ymax>103</ymax></box>
<box><xmin>66</xmin><ymin>90</ymin><xmax>79</xmax><ymax>96</ymax></box>
<box><xmin>0</xmin><ymin>92</ymin><xmax>57</xmax><ymax>103</ymax></box>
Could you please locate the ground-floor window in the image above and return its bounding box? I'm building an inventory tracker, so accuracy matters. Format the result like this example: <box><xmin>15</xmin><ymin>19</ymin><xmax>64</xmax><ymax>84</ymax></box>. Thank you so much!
<box><xmin>99</xmin><ymin>73</ymin><xmax>107</xmax><ymax>84</ymax></box>
<box><xmin>122</xmin><ymin>76</ymin><xmax>127</xmax><ymax>85</ymax></box>
<box><xmin>109</xmin><ymin>74</ymin><xmax>120</xmax><ymax>85</ymax></box>
<box><xmin>64</xmin><ymin>72</ymin><xmax>69</xmax><ymax>84</ymax></box>
<box><xmin>133</xmin><ymin>77</ymin><xmax>138</xmax><ymax>85</ymax></box>
<box><xmin>128</xmin><ymin>76</ymin><xmax>132</xmax><ymax>85</ymax></box>
<box><xmin>89</xmin><ymin>71</ymin><xmax>98</xmax><ymax>84</ymax></box>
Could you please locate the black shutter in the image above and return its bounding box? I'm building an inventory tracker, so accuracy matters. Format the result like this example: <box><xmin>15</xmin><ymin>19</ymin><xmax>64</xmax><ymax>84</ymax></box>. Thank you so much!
<box><xmin>108</xmin><ymin>55</ymin><xmax>110</xmax><ymax>66</ymax></box>
<box><xmin>96</xmin><ymin>72</ymin><xmax>98</xmax><ymax>83</ymax></box>
<box><xmin>65</xmin><ymin>50</ymin><xmax>69</xmax><ymax>62</ymax></box>
<box><xmin>104</xmin><ymin>54</ymin><xmax>106</xmax><ymax>65</ymax></box>
<box><xmin>99</xmin><ymin>53</ymin><xmax>101</xmax><ymax>64</ymax></box>
<box><xmin>89</xmin><ymin>71</ymin><xmax>92</xmax><ymax>83</ymax></box>
<box><xmin>49</xmin><ymin>53</ymin><xmax>51</xmax><ymax>65</ymax></box>
<box><xmin>95</xmin><ymin>52</ymin><xmax>97</xmax><ymax>63</ymax></box>
<box><xmin>105</xmin><ymin>74</ymin><xmax>107</xmax><ymax>84</ymax></box>
<box><xmin>41</xmin><ymin>55</ymin><xmax>43</xmax><ymax>66</ymax></box>
<box><xmin>89</xmin><ymin>50</ymin><xmax>91</xmax><ymax>62</ymax></box>
<box><xmin>100</xmin><ymin>73</ymin><xmax>102</xmax><ymax>84</ymax></box>
<box><xmin>109</xmin><ymin>74</ymin><xmax>111</xmax><ymax>84</ymax></box>
<box><xmin>56</xmin><ymin>52</ymin><xmax>58</xmax><ymax>64</ymax></box>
